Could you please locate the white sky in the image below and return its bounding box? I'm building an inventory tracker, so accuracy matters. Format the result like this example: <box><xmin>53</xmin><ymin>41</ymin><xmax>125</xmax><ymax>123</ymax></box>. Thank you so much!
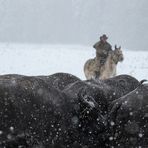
<box><xmin>0</xmin><ymin>0</ymin><xmax>148</xmax><ymax>50</ymax></box>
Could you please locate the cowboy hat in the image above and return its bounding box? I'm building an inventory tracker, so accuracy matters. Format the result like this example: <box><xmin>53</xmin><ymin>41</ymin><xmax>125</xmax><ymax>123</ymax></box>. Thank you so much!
<box><xmin>100</xmin><ymin>34</ymin><xmax>108</xmax><ymax>40</ymax></box>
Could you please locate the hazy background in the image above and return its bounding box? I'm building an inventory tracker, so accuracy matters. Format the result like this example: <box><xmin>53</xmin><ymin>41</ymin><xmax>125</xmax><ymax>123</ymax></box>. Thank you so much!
<box><xmin>0</xmin><ymin>0</ymin><xmax>148</xmax><ymax>50</ymax></box>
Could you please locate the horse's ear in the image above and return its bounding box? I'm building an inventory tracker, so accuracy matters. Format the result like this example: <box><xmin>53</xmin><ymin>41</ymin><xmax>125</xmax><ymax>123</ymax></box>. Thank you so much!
<box><xmin>115</xmin><ymin>45</ymin><xmax>117</xmax><ymax>49</ymax></box>
<box><xmin>119</xmin><ymin>46</ymin><xmax>121</xmax><ymax>49</ymax></box>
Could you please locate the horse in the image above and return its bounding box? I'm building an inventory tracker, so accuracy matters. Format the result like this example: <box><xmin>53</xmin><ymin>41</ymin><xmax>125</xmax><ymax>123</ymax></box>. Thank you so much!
<box><xmin>84</xmin><ymin>45</ymin><xmax>124</xmax><ymax>80</ymax></box>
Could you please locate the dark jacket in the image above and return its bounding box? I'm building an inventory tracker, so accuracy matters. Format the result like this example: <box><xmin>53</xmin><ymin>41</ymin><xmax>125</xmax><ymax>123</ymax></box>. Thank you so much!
<box><xmin>93</xmin><ymin>41</ymin><xmax>112</xmax><ymax>56</ymax></box>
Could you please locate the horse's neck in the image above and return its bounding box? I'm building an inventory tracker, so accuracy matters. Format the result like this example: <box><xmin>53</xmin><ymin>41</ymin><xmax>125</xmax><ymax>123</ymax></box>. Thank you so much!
<box><xmin>99</xmin><ymin>53</ymin><xmax>116</xmax><ymax>79</ymax></box>
<box><xmin>110</xmin><ymin>53</ymin><xmax>118</xmax><ymax>64</ymax></box>
<box><xmin>104</xmin><ymin>53</ymin><xmax>117</xmax><ymax>69</ymax></box>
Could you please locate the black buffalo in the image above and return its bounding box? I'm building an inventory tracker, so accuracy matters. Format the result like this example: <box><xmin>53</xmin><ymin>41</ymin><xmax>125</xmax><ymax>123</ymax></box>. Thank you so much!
<box><xmin>62</xmin><ymin>74</ymin><xmax>140</xmax><ymax>147</ymax></box>
<box><xmin>38</xmin><ymin>72</ymin><xmax>81</xmax><ymax>91</ymax></box>
<box><xmin>64</xmin><ymin>74</ymin><xmax>140</xmax><ymax>113</ymax></box>
<box><xmin>109</xmin><ymin>82</ymin><xmax>148</xmax><ymax>147</ymax></box>
<box><xmin>0</xmin><ymin>73</ymin><xmax>141</xmax><ymax>147</ymax></box>
<box><xmin>0</xmin><ymin>74</ymin><xmax>105</xmax><ymax>148</ymax></box>
<box><xmin>86</xmin><ymin>74</ymin><xmax>140</xmax><ymax>103</ymax></box>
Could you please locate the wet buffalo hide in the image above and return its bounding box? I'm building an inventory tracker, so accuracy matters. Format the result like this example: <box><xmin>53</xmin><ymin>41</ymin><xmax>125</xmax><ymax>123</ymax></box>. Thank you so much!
<box><xmin>109</xmin><ymin>83</ymin><xmax>148</xmax><ymax>147</ymax></box>
<box><xmin>0</xmin><ymin>74</ymin><xmax>105</xmax><ymax>148</ymax></box>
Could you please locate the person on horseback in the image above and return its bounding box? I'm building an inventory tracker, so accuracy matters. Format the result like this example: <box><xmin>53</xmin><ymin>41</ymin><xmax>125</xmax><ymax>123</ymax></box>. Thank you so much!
<box><xmin>93</xmin><ymin>34</ymin><xmax>112</xmax><ymax>78</ymax></box>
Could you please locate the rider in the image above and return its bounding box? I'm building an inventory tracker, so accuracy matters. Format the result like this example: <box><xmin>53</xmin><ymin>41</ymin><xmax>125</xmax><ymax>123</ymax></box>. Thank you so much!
<box><xmin>93</xmin><ymin>34</ymin><xmax>112</xmax><ymax>77</ymax></box>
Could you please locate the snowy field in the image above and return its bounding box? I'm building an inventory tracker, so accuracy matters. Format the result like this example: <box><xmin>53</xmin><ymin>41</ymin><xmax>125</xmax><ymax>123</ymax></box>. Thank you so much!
<box><xmin>0</xmin><ymin>43</ymin><xmax>148</xmax><ymax>81</ymax></box>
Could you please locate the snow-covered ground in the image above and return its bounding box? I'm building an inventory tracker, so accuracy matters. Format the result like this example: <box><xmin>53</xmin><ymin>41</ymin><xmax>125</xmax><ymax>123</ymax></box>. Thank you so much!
<box><xmin>0</xmin><ymin>43</ymin><xmax>148</xmax><ymax>81</ymax></box>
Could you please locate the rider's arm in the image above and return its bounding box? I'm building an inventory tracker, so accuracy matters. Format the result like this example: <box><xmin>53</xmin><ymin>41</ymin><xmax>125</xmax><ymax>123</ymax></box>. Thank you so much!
<box><xmin>93</xmin><ymin>41</ymin><xmax>100</xmax><ymax>49</ymax></box>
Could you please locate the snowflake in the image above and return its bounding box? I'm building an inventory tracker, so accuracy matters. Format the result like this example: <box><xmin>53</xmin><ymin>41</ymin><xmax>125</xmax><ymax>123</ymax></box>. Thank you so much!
<box><xmin>110</xmin><ymin>121</ymin><xmax>115</xmax><ymax>126</ymax></box>
<box><xmin>138</xmin><ymin>133</ymin><xmax>143</xmax><ymax>138</ymax></box>
<box><xmin>109</xmin><ymin>137</ymin><xmax>114</xmax><ymax>141</ymax></box>
<box><xmin>9</xmin><ymin>126</ymin><xmax>14</xmax><ymax>131</ymax></box>
<box><xmin>0</xmin><ymin>130</ymin><xmax>3</xmax><ymax>135</ymax></box>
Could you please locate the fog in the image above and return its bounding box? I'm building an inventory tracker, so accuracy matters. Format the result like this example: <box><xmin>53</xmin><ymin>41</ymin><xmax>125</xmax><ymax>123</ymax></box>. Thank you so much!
<box><xmin>0</xmin><ymin>0</ymin><xmax>148</xmax><ymax>50</ymax></box>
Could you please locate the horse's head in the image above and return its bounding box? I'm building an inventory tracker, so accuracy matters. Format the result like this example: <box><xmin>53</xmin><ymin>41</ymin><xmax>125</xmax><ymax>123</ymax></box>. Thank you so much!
<box><xmin>114</xmin><ymin>45</ymin><xmax>124</xmax><ymax>62</ymax></box>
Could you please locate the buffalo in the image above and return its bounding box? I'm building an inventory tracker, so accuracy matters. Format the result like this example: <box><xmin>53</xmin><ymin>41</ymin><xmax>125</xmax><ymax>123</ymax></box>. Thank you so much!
<box><xmin>0</xmin><ymin>73</ymin><xmax>142</xmax><ymax>148</ymax></box>
<box><xmin>86</xmin><ymin>74</ymin><xmax>140</xmax><ymax>103</ymax></box>
<box><xmin>109</xmin><ymin>82</ymin><xmax>148</xmax><ymax>147</ymax></box>
<box><xmin>38</xmin><ymin>72</ymin><xmax>81</xmax><ymax>91</ymax></box>
<box><xmin>64</xmin><ymin>74</ymin><xmax>140</xmax><ymax>112</ymax></box>
<box><xmin>62</xmin><ymin>74</ymin><xmax>140</xmax><ymax>147</ymax></box>
<box><xmin>0</xmin><ymin>74</ymin><xmax>105</xmax><ymax>148</ymax></box>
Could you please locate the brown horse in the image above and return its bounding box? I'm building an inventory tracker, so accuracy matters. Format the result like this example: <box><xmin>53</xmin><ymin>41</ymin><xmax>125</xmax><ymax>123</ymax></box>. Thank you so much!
<box><xmin>84</xmin><ymin>46</ymin><xmax>124</xmax><ymax>80</ymax></box>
